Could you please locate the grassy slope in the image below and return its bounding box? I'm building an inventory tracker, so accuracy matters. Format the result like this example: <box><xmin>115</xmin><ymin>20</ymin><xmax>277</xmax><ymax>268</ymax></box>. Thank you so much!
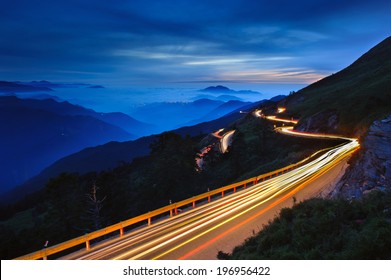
<box><xmin>285</xmin><ymin>36</ymin><xmax>391</xmax><ymax>136</ymax></box>
<box><xmin>222</xmin><ymin>191</ymin><xmax>391</xmax><ymax>260</ymax></box>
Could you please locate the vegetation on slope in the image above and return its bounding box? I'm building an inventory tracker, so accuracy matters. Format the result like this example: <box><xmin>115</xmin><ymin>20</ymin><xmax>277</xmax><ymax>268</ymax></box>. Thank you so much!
<box><xmin>219</xmin><ymin>190</ymin><xmax>391</xmax><ymax>260</ymax></box>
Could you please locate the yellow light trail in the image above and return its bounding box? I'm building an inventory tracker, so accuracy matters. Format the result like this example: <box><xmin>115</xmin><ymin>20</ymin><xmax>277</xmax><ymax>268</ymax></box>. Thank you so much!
<box><xmin>265</xmin><ymin>115</ymin><xmax>299</xmax><ymax>124</ymax></box>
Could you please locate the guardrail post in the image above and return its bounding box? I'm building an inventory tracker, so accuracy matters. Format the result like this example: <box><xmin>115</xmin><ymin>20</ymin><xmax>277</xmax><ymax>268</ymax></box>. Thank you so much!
<box><xmin>221</xmin><ymin>191</ymin><xmax>224</xmax><ymax>197</ymax></box>
<box><xmin>120</xmin><ymin>227</ymin><xmax>124</xmax><ymax>237</ymax></box>
<box><xmin>244</xmin><ymin>183</ymin><xmax>247</xmax><ymax>189</ymax></box>
<box><xmin>208</xmin><ymin>196</ymin><xmax>211</xmax><ymax>203</ymax></box>
<box><xmin>233</xmin><ymin>187</ymin><xmax>236</xmax><ymax>193</ymax></box>
<box><xmin>192</xmin><ymin>201</ymin><xmax>196</xmax><ymax>208</ymax></box>
<box><xmin>43</xmin><ymin>250</ymin><xmax>47</xmax><ymax>260</ymax></box>
<box><xmin>86</xmin><ymin>240</ymin><xmax>90</xmax><ymax>250</ymax></box>
<box><xmin>175</xmin><ymin>208</ymin><xmax>178</xmax><ymax>215</ymax></box>
<box><xmin>148</xmin><ymin>217</ymin><xmax>152</xmax><ymax>226</ymax></box>
<box><xmin>170</xmin><ymin>209</ymin><xmax>173</xmax><ymax>217</ymax></box>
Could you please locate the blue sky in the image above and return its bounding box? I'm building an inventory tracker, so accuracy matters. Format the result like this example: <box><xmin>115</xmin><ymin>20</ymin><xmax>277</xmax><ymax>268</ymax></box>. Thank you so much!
<box><xmin>1</xmin><ymin>0</ymin><xmax>390</xmax><ymax>87</ymax></box>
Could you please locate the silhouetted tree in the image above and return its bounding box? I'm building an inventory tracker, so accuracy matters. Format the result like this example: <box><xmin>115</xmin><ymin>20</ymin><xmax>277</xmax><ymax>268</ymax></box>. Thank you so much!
<box><xmin>85</xmin><ymin>184</ymin><xmax>106</xmax><ymax>231</ymax></box>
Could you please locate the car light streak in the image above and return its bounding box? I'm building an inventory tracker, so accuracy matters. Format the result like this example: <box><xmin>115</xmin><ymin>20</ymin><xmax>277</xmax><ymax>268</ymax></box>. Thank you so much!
<box><xmin>265</xmin><ymin>115</ymin><xmax>299</xmax><ymax>124</ymax></box>
<box><xmin>211</xmin><ymin>128</ymin><xmax>224</xmax><ymax>139</ymax></box>
<box><xmin>220</xmin><ymin>130</ymin><xmax>235</xmax><ymax>153</ymax></box>
<box><xmin>277</xmin><ymin>126</ymin><xmax>357</xmax><ymax>142</ymax></box>
<box><xmin>253</xmin><ymin>109</ymin><xmax>263</xmax><ymax>118</ymax></box>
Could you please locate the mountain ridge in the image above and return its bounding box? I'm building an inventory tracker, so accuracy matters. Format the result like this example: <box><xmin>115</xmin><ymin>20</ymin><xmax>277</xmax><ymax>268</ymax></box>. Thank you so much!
<box><xmin>200</xmin><ymin>85</ymin><xmax>261</xmax><ymax>95</ymax></box>
<box><xmin>0</xmin><ymin>81</ymin><xmax>53</xmax><ymax>93</ymax></box>
<box><xmin>282</xmin><ymin>36</ymin><xmax>391</xmax><ymax>136</ymax></box>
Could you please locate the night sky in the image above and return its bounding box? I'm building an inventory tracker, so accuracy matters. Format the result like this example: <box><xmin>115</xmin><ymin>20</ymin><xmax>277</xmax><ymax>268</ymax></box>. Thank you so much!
<box><xmin>1</xmin><ymin>0</ymin><xmax>390</xmax><ymax>87</ymax></box>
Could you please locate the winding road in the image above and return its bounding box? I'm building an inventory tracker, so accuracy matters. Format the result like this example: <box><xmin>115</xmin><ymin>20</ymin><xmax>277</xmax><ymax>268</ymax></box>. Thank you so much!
<box><xmin>58</xmin><ymin>108</ymin><xmax>359</xmax><ymax>260</ymax></box>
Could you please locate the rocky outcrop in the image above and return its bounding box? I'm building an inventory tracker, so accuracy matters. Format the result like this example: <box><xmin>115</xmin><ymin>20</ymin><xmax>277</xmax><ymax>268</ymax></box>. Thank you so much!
<box><xmin>296</xmin><ymin>110</ymin><xmax>339</xmax><ymax>133</ymax></box>
<box><xmin>332</xmin><ymin>114</ymin><xmax>391</xmax><ymax>199</ymax></box>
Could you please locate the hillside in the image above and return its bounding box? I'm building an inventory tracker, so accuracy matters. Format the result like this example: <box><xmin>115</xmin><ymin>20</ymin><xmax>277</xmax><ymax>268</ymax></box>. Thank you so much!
<box><xmin>220</xmin><ymin>190</ymin><xmax>391</xmax><ymax>260</ymax></box>
<box><xmin>282</xmin><ymin>36</ymin><xmax>391</xmax><ymax>136</ymax></box>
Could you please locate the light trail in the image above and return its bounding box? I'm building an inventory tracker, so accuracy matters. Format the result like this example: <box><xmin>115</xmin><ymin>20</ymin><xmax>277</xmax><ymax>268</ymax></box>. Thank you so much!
<box><xmin>253</xmin><ymin>109</ymin><xmax>263</xmax><ymax>118</ymax></box>
<box><xmin>220</xmin><ymin>130</ymin><xmax>235</xmax><ymax>153</ymax></box>
<box><xmin>196</xmin><ymin>127</ymin><xmax>234</xmax><ymax>169</ymax></box>
<box><xmin>266</xmin><ymin>115</ymin><xmax>299</xmax><ymax>124</ymax></box>
<box><xmin>277</xmin><ymin>126</ymin><xmax>357</xmax><ymax>141</ymax></box>
<box><xmin>61</xmin><ymin>108</ymin><xmax>359</xmax><ymax>260</ymax></box>
<box><xmin>211</xmin><ymin>128</ymin><xmax>224</xmax><ymax>139</ymax></box>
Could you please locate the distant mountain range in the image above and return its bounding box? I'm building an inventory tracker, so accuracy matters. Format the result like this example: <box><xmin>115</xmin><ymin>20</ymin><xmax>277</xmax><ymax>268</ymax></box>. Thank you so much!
<box><xmin>0</xmin><ymin>81</ymin><xmax>53</xmax><ymax>93</ymax></box>
<box><xmin>182</xmin><ymin>95</ymin><xmax>287</xmax><ymax>127</ymax></box>
<box><xmin>183</xmin><ymin>100</ymin><xmax>252</xmax><ymax>126</ymax></box>
<box><xmin>1</xmin><ymin>94</ymin><xmax>283</xmax><ymax>204</ymax></box>
<box><xmin>0</xmin><ymin>105</ymin><xmax>239</xmax><ymax>204</ymax></box>
<box><xmin>1</xmin><ymin>81</ymin><xmax>266</xmax><ymax>134</ymax></box>
<box><xmin>0</xmin><ymin>83</ymin><xmax>281</xmax><ymax>203</ymax></box>
<box><xmin>129</xmin><ymin>97</ymin><xmax>250</xmax><ymax>131</ymax></box>
<box><xmin>0</xmin><ymin>80</ymin><xmax>104</xmax><ymax>93</ymax></box>
<box><xmin>0</xmin><ymin>96</ymin><xmax>156</xmax><ymax>194</ymax></box>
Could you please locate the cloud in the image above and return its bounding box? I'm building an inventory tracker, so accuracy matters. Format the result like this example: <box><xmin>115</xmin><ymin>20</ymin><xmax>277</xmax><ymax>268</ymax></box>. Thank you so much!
<box><xmin>0</xmin><ymin>0</ymin><xmax>390</xmax><ymax>85</ymax></box>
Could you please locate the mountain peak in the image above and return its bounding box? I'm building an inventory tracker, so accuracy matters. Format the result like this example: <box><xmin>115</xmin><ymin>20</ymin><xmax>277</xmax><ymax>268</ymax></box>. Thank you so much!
<box><xmin>200</xmin><ymin>85</ymin><xmax>233</xmax><ymax>93</ymax></box>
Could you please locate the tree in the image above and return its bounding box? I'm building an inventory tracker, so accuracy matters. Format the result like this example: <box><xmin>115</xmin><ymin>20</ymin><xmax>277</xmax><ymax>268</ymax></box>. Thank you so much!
<box><xmin>85</xmin><ymin>184</ymin><xmax>106</xmax><ymax>231</ymax></box>
<box><xmin>148</xmin><ymin>132</ymin><xmax>199</xmax><ymax>200</ymax></box>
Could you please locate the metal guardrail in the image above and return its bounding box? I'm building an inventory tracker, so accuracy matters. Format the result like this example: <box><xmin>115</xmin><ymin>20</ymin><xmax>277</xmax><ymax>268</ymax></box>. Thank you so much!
<box><xmin>15</xmin><ymin>159</ymin><xmax>304</xmax><ymax>260</ymax></box>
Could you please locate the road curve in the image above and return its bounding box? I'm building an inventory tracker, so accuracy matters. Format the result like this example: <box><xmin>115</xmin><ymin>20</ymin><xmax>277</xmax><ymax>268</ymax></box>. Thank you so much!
<box><xmin>220</xmin><ymin>130</ymin><xmax>235</xmax><ymax>153</ymax></box>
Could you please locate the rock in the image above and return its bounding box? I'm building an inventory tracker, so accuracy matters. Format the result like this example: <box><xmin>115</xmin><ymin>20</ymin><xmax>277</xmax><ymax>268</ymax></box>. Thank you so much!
<box><xmin>296</xmin><ymin>110</ymin><xmax>339</xmax><ymax>133</ymax></box>
<box><xmin>332</xmin><ymin>114</ymin><xmax>391</xmax><ymax>199</ymax></box>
